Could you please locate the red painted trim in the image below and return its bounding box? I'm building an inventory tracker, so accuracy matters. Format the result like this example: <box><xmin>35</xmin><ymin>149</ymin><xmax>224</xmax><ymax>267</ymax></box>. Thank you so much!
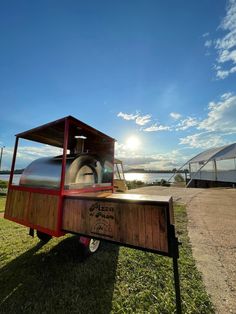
<box><xmin>60</xmin><ymin>118</ymin><xmax>69</xmax><ymax>192</ymax></box>
<box><xmin>111</xmin><ymin>142</ymin><xmax>115</xmax><ymax>193</ymax></box>
<box><xmin>8</xmin><ymin>185</ymin><xmax>60</xmax><ymax>195</ymax></box>
<box><xmin>62</xmin><ymin>186</ymin><xmax>113</xmax><ymax>195</ymax></box>
<box><xmin>79</xmin><ymin>236</ymin><xmax>90</xmax><ymax>246</ymax></box>
<box><xmin>9</xmin><ymin>184</ymin><xmax>113</xmax><ymax>196</ymax></box>
<box><xmin>8</xmin><ymin>181</ymin><xmax>112</xmax><ymax>197</ymax></box>
<box><xmin>56</xmin><ymin>118</ymin><xmax>69</xmax><ymax>233</ymax></box>
<box><xmin>9</xmin><ymin>137</ymin><xmax>19</xmax><ymax>186</ymax></box>
<box><xmin>4</xmin><ymin>214</ymin><xmax>64</xmax><ymax>237</ymax></box>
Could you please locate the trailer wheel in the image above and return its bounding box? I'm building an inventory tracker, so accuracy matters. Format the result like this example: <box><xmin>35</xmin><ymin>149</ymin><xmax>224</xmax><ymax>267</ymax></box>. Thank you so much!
<box><xmin>79</xmin><ymin>236</ymin><xmax>101</xmax><ymax>259</ymax></box>
<box><xmin>88</xmin><ymin>238</ymin><xmax>100</xmax><ymax>253</ymax></box>
<box><xmin>37</xmin><ymin>230</ymin><xmax>52</xmax><ymax>243</ymax></box>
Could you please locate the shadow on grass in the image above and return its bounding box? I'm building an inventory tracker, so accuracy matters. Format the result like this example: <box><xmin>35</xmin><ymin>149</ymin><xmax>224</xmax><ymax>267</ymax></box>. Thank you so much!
<box><xmin>0</xmin><ymin>236</ymin><xmax>119</xmax><ymax>313</ymax></box>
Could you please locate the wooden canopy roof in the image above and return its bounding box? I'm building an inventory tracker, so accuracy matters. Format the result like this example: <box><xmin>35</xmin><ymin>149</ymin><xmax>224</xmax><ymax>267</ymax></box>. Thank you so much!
<box><xmin>16</xmin><ymin>116</ymin><xmax>115</xmax><ymax>149</ymax></box>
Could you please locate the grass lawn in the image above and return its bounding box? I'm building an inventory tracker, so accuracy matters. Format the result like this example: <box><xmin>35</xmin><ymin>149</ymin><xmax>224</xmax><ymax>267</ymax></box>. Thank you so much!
<box><xmin>0</xmin><ymin>204</ymin><xmax>214</xmax><ymax>314</ymax></box>
<box><xmin>0</xmin><ymin>195</ymin><xmax>6</xmax><ymax>213</ymax></box>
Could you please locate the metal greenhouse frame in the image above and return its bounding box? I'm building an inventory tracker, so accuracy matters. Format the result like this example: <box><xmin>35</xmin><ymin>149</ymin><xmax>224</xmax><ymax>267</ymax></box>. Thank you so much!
<box><xmin>169</xmin><ymin>143</ymin><xmax>236</xmax><ymax>188</ymax></box>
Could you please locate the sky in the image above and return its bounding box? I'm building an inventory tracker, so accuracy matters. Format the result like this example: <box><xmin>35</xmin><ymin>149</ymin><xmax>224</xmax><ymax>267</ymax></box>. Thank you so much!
<box><xmin>0</xmin><ymin>0</ymin><xmax>236</xmax><ymax>170</ymax></box>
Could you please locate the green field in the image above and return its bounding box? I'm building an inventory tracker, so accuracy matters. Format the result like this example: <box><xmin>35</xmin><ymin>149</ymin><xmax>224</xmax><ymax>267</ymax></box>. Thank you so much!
<box><xmin>0</xmin><ymin>195</ymin><xmax>6</xmax><ymax>213</ymax></box>
<box><xmin>0</xmin><ymin>199</ymin><xmax>214</xmax><ymax>313</ymax></box>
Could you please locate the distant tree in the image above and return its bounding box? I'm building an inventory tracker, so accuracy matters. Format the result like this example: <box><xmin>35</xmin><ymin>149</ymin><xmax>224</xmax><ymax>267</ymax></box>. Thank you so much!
<box><xmin>126</xmin><ymin>180</ymin><xmax>145</xmax><ymax>190</ymax></box>
<box><xmin>0</xmin><ymin>180</ymin><xmax>8</xmax><ymax>188</ymax></box>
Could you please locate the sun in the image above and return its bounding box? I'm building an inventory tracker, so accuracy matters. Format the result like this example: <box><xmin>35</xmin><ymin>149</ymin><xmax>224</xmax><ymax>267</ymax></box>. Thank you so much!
<box><xmin>126</xmin><ymin>136</ymin><xmax>141</xmax><ymax>151</ymax></box>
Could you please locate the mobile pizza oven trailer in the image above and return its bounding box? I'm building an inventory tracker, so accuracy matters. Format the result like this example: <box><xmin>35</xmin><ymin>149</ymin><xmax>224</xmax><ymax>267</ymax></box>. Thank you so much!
<box><xmin>4</xmin><ymin>116</ymin><xmax>182</xmax><ymax>313</ymax></box>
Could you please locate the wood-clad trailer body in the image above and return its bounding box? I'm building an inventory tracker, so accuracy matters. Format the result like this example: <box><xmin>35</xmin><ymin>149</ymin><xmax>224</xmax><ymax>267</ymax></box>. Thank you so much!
<box><xmin>4</xmin><ymin>116</ymin><xmax>115</xmax><ymax>237</ymax></box>
<box><xmin>4</xmin><ymin>116</ymin><xmax>176</xmax><ymax>257</ymax></box>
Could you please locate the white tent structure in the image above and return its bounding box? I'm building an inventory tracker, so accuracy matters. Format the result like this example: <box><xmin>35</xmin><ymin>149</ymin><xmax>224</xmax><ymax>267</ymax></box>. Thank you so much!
<box><xmin>186</xmin><ymin>143</ymin><xmax>236</xmax><ymax>188</ymax></box>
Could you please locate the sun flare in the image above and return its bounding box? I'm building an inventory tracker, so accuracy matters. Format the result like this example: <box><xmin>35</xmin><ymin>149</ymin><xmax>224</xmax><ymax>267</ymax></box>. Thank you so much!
<box><xmin>126</xmin><ymin>136</ymin><xmax>141</xmax><ymax>151</ymax></box>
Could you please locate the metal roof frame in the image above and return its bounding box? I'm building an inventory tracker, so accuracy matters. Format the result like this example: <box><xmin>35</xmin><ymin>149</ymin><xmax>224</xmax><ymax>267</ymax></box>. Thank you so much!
<box><xmin>188</xmin><ymin>143</ymin><xmax>236</xmax><ymax>164</ymax></box>
<box><xmin>168</xmin><ymin>143</ymin><xmax>236</xmax><ymax>186</ymax></box>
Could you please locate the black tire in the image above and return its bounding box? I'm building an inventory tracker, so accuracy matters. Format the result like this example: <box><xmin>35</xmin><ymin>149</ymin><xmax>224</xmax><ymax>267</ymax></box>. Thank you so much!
<box><xmin>37</xmin><ymin>230</ymin><xmax>52</xmax><ymax>243</ymax></box>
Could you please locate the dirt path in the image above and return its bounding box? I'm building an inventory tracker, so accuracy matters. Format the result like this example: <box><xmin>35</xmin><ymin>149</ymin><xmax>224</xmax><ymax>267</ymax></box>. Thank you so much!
<box><xmin>129</xmin><ymin>186</ymin><xmax>236</xmax><ymax>314</ymax></box>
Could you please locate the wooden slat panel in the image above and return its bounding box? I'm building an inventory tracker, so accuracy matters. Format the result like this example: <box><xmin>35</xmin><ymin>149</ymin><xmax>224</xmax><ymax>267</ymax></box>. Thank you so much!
<box><xmin>5</xmin><ymin>189</ymin><xmax>13</xmax><ymax>217</ymax></box>
<box><xmin>63</xmin><ymin>199</ymin><xmax>81</xmax><ymax>232</ymax></box>
<box><xmin>28</xmin><ymin>193</ymin><xmax>59</xmax><ymax>230</ymax></box>
<box><xmin>151</xmin><ymin>206</ymin><xmax>161</xmax><ymax>250</ymax></box>
<box><xmin>138</xmin><ymin>206</ymin><xmax>146</xmax><ymax>247</ymax></box>
<box><xmin>62</xmin><ymin>197</ymin><xmax>170</xmax><ymax>253</ymax></box>
<box><xmin>159</xmin><ymin>207</ymin><xmax>168</xmax><ymax>251</ymax></box>
<box><xmin>144</xmin><ymin>205</ymin><xmax>153</xmax><ymax>249</ymax></box>
<box><xmin>5</xmin><ymin>189</ymin><xmax>59</xmax><ymax>232</ymax></box>
<box><xmin>132</xmin><ymin>203</ymin><xmax>140</xmax><ymax>245</ymax></box>
<box><xmin>5</xmin><ymin>189</ymin><xmax>30</xmax><ymax>220</ymax></box>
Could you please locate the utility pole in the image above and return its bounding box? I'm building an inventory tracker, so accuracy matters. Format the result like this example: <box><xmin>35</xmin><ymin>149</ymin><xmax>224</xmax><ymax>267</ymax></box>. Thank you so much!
<box><xmin>0</xmin><ymin>146</ymin><xmax>5</xmax><ymax>172</ymax></box>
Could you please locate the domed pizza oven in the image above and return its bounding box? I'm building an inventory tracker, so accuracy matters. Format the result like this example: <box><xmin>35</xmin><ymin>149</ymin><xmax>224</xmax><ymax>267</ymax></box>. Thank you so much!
<box><xmin>19</xmin><ymin>154</ymin><xmax>113</xmax><ymax>190</ymax></box>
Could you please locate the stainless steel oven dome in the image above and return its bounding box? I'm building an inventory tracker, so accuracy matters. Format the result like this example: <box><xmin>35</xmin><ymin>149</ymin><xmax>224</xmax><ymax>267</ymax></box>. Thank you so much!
<box><xmin>19</xmin><ymin>154</ymin><xmax>104</xmax><ymax>189</ymax></box>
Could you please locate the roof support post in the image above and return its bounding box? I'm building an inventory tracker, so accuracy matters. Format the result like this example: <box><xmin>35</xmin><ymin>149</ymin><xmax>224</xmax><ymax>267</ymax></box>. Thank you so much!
<box><xmin>213</xmin><ymin>159</ymin><xmax>217</xmax><ymax>181</ymax></box>
<box><xmin>9</xmin><ymin>137</ymin><xmax>19</xmax><ymax>186</ymax></box>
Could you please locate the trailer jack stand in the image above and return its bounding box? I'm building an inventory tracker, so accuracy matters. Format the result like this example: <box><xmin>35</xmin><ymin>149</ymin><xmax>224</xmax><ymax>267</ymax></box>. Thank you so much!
<box><xmin>29</xmin><ymin>228</ymin><xmax>34</xmax><ymax>237</ymax></box>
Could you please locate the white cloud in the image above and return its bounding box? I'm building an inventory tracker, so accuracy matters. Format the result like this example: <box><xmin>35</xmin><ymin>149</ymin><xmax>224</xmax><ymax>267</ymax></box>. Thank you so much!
<box><xmin>221</xmin><ymin>92</ymin><xmax>233</xmax><ymax>100</ymax></box>
<box><xmin>116</xmin><ymin>92</ymin><xmax>236</xmax><ymax>156</ymax></box>
<box><xmin>170</xmin><ymin>112</ymin><xmax>182</xmax><ymax>120</ymax></box>
<box><xmin>216</xmin><ymin>69</ymin><xmax>230</xmax><ymax>79</ymax></box>
<box><xmin>202</xmin><ymin>32</ymin><xmax>210</xmax><ymax>38</ymax></box>
<box><xmin>115</xmin><ymin>145</ymin><xmax>189</xmax><ymax>170</ymax></box>
<box><xmin>216</xmin><ymin>65</ymin><xmax>236</xmax><ymax>79</ymax></box>
<box><xmin>176</xmin><ymin>117</ymin><xmax>199</xmax><ymax>131</ymax></box>
<box><xmin>117</xmin><ymin>111</ymin><xmax>199</xmax><ymax>132</ymax></box>
<box><xmin>135</xmin><ymin>114</ymin><xmax>152</xmax><ymax>126</ymax></box>
<box><xmin>179</xmin><ymin>132</ymin><xmax>226</xmax><ymax>149</ymax></box>
<box><xmin>117</xmin><ymin>112</ymin><xmax>151</xmax><ymax>126</ymax></box>
<box><xmin>213</xmin><ymin>0</ymin><xmax>236</xmax><ymax>79</ymax></box>
<box><xmin>1</xmin><ymin>145</ymin><xmax>63</xmax><ymax>169</ymax></box>
<box><xmin>217</xmin><ymin>49</ymin><xmax>236</xmax><ymax>64</ymax></box>
<box><xmin>205</xmin><ymin>40</ymin><xmax>212</xmax><ymax>48</ymax></box>
<box><xmin>178</xmin><ymin>92</ymin><xmax>236</xmax><ymax>149</ymax></box>
<box><xmin>18</xmin><ymin>146</ymin><xmax>62</xmax><ymax>159</ymax></box>
<box><xmin>117</xmin><ymin>112</ymin><xmax>138</xmax><ymax>121</ymax></box>
<box><xmin>143</xmin><ymin>124</ymin><xmax>171</xmax><ymax>132</ymax></box>
<box><xmin>198</xmin><ymin>93</ymin><xmax>236</xmax><ymax>132</ymax></box>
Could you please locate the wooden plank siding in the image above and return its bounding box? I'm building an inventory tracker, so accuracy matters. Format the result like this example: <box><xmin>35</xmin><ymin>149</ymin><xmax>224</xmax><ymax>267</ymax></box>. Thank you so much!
<box><xmin>4</xmin><ymin>188</ymin><xmax>173</xmax><ymax>254</ymax></box>
<box><xmin>62</xmin><ymin>194</ymin><xmax>172</xmax><ymax>254</ymax></box>
<box><xmin>4</xmin><ymin>189</ymin><xmax>59</xmax><ymax>232</ymax></box>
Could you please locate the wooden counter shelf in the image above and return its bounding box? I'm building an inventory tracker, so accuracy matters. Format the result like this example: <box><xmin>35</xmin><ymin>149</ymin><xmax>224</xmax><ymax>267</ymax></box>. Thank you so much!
<box><xmin>62</xmin><ymin>192</ymin><xmax>174</xmax><ymax>256</ymax></box>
